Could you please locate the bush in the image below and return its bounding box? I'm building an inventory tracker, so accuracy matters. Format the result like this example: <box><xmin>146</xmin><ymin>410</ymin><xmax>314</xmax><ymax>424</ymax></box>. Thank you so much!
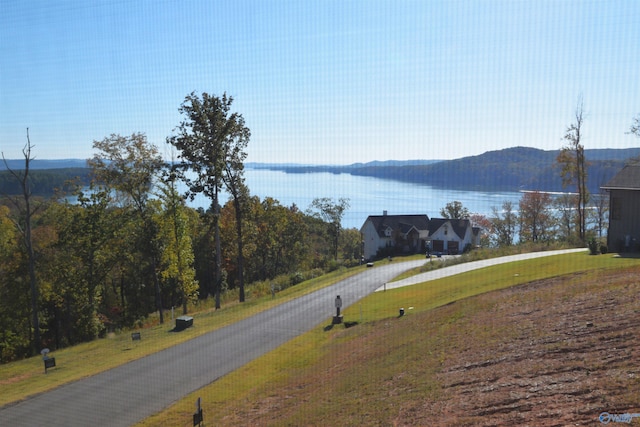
<box><xmin>599</xmin><ymin>244</ymin><xmax>608</xmax><ymax>254</ymax></box>
<box><xmin>588</xmin><ymin>238</ymin><xmax>599</xmax><ymax>255</ymax></box>
<box><xmin>289</xmin><ymin>272</ymin><xmax>305</xmax><ymax>286</ymax></box>
<box><xmin>375</xmin><ymin>246</ymin><xmax>396</xmax><ymax>260</ymax></box>
<box><xmin>342</xmin><ymin>258</ymin><xmax>361</xmax><ymax>268</ymax></box>
<box><xmin>325</xmin><ymin>259</ymin><xmax>342</xmax><ymax>272</ymax></box>
<box><xmin>307</xmin><ymin>268</ymin><xmax>325</xmax><ymax>279</ymax></box>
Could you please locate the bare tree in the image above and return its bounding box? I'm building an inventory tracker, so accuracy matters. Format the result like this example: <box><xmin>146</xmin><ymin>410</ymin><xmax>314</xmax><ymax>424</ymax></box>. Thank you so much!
<box><xmin>629</xmin><ymin>114</ymin><xmax>640</xmax><ymax>138</ymax></box>
<box><xmin>627</xmin><ymin>114</ymin><xmax>640</xmax><ymax>164</ymax></box>
<box><xmin>1</xmin><ymin>129</ymin><xmax>41</xmax><ymax>354</ymax></box>
<box><xmin>558</xmin><ymin>96</ymin><xmax>589</xmax><ymax>242</ymax></box>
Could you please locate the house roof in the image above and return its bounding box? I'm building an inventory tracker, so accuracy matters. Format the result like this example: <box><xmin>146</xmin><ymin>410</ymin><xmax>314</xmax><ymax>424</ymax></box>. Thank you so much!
<box><xmin>428</xmin><ymin>218</ymin><xmax>471</xmax><ymax>239</ymax></box>
<box><xmin>361</xmin><ymin>214</ymin><xmax>430</xmax><ymax>238</ymax></box>
<box><xmin>602</xmin><ymin>164</ymin><xmax>640</xmax><ymax>191</ymax></box>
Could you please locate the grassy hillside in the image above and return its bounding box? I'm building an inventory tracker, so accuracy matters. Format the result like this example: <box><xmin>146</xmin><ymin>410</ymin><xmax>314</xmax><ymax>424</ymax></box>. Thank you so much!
<box><xmin>137</xmin><ymin>252</ymin><xmax>640</xmax><ymax>426</ymax></box>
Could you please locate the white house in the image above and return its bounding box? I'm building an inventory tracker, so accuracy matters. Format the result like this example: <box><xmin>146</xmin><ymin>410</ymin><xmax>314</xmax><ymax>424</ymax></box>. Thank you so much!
<box><xmin>426</xmin><ymin>218</ymin><xmax>480</xmax><ymax>255</ymax></box>
<box><xmin>360</xmin><ymin>212</ymin><xmax>480</xmax><ymax>260</ymax></box>
<box><xmin>360</xmin><ymin>212</ymin><xmax>430</xmax><ymax>260</ymax></box>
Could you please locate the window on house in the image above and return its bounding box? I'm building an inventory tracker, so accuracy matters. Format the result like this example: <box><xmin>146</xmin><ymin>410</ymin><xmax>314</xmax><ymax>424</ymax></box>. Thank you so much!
<box><xmin>611</xmin><ymin>197</ymin><xmax>621</xmax><ymax>220</ymax></box>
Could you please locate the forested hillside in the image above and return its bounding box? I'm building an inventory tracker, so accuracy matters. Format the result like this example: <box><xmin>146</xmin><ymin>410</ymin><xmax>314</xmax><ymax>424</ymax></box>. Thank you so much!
<box><xmin>0</xmin><ymin>168</ymin><xmax>91</xmax><ymax>196</ymax></box>
<box><xmin>3</xmin><ymin>147</ymin><xmax>639</xmax><ymax>197</ymax></box>
<box><xmin>267</xmin><ymin>147</ymin><xmax>640</xmax><ymax>194</ymax></box>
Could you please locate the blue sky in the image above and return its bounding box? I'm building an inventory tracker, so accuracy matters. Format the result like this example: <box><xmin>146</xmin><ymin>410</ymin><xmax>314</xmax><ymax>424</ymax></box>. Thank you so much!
<box><xmin>1</xmin><ymin>0</ymin><xmax>638</xmax><ymax>164</ymax></box>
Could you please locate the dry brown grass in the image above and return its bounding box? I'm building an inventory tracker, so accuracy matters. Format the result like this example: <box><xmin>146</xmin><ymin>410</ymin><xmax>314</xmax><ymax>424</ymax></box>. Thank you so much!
<box><xmin>215</xmin><ymin>267</ymin><xmax>640</xmax><ymax>426</ymax></box>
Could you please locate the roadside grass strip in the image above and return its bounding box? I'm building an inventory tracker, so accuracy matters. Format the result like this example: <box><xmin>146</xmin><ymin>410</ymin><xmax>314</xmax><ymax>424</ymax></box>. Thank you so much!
<box><xmin>135</xmin><ymin>252</ymin><xmax>640</xmax><ymax>426</ymax></box>
<box><xmin>0</xmin><ymin>267</ymin><xmax>365</xmax><ymax>407</ymax></box>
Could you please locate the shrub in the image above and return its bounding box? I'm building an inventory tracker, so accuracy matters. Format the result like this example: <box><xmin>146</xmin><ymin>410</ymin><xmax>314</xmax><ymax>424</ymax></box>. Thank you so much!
<box><xmin>325</xmin><ymin>259</ymin><xmax>342</xmax><ymax>272</ymax></box>
<box><xmin>588</xmin><ymin>238</ymin><xmax>599</xmax><ymax>255</ymax></box>
<box><xmin>289</xmin><ymin>272</ymin><xmax>305</xmax><ymax>286</ymax></box>
<box><xmin>342</xmin><ymin>258</ymin><xmax>361</xmax><ymax>268</ymax></box>
<box><xmin>599</xmin><ymin>244</ymin><xmax>608</xmax><ymax>254</ymax></box>
<box><xmin>375</xmin><ymin>246</ymin><xmax>396</xmax><ymax>260</ymax></box>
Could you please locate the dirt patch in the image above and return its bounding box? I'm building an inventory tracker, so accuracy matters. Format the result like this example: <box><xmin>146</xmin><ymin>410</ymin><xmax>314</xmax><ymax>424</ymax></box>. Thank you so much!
<box><xmin>0</xmin><ymin>373</ymin><xmax>33</xmax><ymax>386</ymax></box>
<box><xmin>429</xmin><ymin>272</ymin><xmax>640</xmax><ymax>426</ymax></box>
<box><xmin>219</xmin><ymin>269</ymin><xmax>640</xmax><ymax>426</ymax></box>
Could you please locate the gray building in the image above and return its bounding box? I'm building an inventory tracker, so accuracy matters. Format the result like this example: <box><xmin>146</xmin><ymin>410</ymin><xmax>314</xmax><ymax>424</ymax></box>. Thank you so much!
<box><xmin>601</xmin><ymin>163</ymin><xmax>640</xmax><ymax>252</ymax></box>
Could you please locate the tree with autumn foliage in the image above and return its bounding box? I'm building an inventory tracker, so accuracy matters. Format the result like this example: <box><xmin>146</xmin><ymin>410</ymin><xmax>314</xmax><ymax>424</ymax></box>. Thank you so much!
<box><xmin>155</xmin><ymin>181</ymin><xmax>199</xmax><ymax>314</ymax></box>
<box><xmin>490</xmin><ymin>201</ymin><xmax>517</xmax><ymax>247</ymax></box>
<box><xmin>519</xmin><ymin>191</ymin><xmax>554</xmax><ymax>243</ymax></box>
<box><xmin>0</xmin><ymin>204</ymin><xmax>32</xmax><ymax>361</ymax></box>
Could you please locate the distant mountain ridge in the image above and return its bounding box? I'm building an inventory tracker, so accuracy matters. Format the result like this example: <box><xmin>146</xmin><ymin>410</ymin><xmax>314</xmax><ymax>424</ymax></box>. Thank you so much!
<box><xmin>2</xmin><ymin>147</ymin><xmax>639</xmax><ymax>195</ymax></box>
<box><xmin>0</xmin><ymin>159</ymin><xmax>88</xmax><ymax>170</ymax></box>
<box><xmin>251</xmin><ymin>147</ymin><xmax>640</xmax><ymax>194</ymax></box>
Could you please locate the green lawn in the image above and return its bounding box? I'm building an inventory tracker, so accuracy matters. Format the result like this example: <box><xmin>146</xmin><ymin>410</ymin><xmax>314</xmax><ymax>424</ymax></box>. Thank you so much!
<box><xmin>136</xmin><ymin>251</ymin><xmax>640</xmax><ymax>426</ymax></box>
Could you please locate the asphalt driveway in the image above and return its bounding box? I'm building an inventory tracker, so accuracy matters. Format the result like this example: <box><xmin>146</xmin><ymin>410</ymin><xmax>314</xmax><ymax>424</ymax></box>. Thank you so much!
<box><xmin>0</xmin><ymin>259</ymin><xmax>425</xmax><ymax>427</ymax></box>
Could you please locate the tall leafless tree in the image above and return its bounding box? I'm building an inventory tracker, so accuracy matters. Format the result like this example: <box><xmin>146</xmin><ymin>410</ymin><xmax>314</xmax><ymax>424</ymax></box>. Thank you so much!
<box><xmin>1</xmin><ymin>129</ymin><xmax>41</xmax><ymax>354</ymax></box>
<box><xmin>558</xmin><ymin>96</ymin><xmax>589</xmax><ymax>242</ymax></box>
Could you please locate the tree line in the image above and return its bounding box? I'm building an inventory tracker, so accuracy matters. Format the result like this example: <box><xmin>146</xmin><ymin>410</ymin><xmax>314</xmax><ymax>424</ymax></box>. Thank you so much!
<box><xmin>0</xmin><ymin>93</ymin><xmax>356</xmax><ymax>362</ymax></box>
<box><xmin>1</xmin><ymin>93</ymin><xmax>637</xmax><ymax>363</ymax></box>
<box><xmin>0</xmin><ymin>167</ymin><xmax>91</xmax><ymax>196</ymax></box>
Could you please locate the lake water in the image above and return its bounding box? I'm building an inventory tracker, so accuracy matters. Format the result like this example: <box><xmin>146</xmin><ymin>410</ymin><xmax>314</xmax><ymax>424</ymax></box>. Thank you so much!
<box><xmin>189</xmin><ymin>168</ymin><xmax>524</xmax><ymax>230</ymax></box>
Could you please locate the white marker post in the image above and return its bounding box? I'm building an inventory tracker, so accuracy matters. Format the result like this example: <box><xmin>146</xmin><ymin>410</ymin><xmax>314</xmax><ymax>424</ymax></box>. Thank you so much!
<box><xmin>332</xmin><ymin>295</ymin><xmax>343</xmax><ymax>324</ymax></box>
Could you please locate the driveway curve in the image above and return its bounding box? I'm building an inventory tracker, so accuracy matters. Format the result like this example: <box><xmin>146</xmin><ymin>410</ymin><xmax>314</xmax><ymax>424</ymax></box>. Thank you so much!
<box><xmin>376</xmin><ymin>248</ymin><xmax>587</xmax><ymax>291</ymax></box>
<box><xmin>0</xmin><ymin>259</ymin><xmax>425</xmax><ymax>427</ymax></box>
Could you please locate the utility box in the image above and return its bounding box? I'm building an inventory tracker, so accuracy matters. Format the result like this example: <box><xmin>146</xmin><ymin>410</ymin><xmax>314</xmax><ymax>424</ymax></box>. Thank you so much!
<box><xmin>176</xmin><ymin>315</ymin><xmax>194</xmax><ymax>331</ymax></box>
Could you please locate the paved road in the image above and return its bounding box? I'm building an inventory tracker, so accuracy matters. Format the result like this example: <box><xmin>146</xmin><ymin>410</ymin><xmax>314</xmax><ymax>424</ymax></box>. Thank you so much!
<box><xmin>376</xmin><ymin>248</ymin><xmax>587</xmax><ymax>291</ymax></box>
<box><xmin>0</xmin><ymin>259</ymin><xmax>425</xmax><ymax>427</ymax></box>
